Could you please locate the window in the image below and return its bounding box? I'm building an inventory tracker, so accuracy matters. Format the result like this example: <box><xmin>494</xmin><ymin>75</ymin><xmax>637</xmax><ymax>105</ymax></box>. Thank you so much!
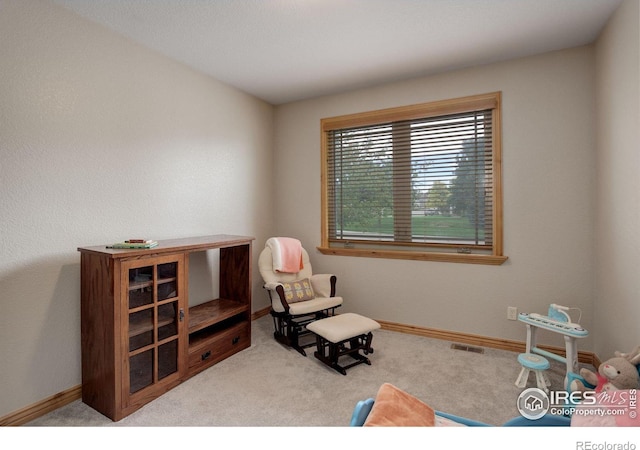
<box><xmin>319</xmin><ymin>92</ymin><xmax>507</xmax><ymax>265</ymax></box>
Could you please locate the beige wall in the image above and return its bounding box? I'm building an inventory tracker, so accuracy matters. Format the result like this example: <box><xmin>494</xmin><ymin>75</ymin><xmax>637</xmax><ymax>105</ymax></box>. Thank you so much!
<box><xmin>594</xmin><ymin>0</ymin><xmax>640</xmax><ymax>357</ymax></box>
<box><xmin>274</xmin><ymin>0</ymin><xmax>640</xmax><ymax>365</ymax></box>
<box><xmin>274</xmin><ymin>47</ymin><xmax>597</xmax><ymax>348</ymax></box>
<box><xmin>0</xmin><ymin>1</ymin><xmax>275</xmax><ymax>417</ymax></box>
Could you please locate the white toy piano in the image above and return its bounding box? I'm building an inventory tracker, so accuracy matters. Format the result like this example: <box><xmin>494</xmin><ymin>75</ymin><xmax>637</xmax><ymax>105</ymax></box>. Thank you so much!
<box><xmin>518</xmin><ymin>304</ymin><xmax>588</xmax><ymax>389</ymax></box>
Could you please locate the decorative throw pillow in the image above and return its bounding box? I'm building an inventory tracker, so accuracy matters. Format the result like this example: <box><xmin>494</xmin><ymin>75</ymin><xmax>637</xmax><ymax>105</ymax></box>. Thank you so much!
<box><xmin>364</xmin><ymin>383</ymin><xmax>436</xmax><ymax>427</ymax></box>
<box><xmin>281</xmin><ymin>278</ymin><xmax>315</xmax><ymax>303</ymax></box>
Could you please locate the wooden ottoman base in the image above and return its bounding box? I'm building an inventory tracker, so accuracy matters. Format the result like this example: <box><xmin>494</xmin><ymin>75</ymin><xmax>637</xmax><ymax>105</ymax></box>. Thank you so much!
<box><xmin>306</xmin><ymin>313</ymin><xmax>381</xmax><ymax>375</ymax></box>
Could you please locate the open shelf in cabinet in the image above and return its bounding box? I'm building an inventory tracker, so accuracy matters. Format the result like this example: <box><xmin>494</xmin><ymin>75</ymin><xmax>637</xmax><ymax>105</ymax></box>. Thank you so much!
<box><xmin>187</xmin><ymin>299</ymin><xmax>250</xmax><ymax>376</ymax></box>
<box><xmin>188</xmin><ymin>298</ymin><xmax>249</xmax><ymax>334</ymax></box>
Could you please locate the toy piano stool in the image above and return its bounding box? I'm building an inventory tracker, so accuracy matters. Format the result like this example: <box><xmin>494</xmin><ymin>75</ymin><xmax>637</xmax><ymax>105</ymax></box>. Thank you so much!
<box><xmin>518</xmin><ymin>304</ymin><xmax>588</xmax><ymax>389</ymax></box>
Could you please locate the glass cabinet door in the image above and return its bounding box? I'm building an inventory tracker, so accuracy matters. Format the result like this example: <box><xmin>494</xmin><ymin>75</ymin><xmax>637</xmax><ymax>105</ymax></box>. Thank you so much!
<box><xmin>124</xmin><ymin>256</ymin><xmax>183</xmax><ymax>397</ymax></box>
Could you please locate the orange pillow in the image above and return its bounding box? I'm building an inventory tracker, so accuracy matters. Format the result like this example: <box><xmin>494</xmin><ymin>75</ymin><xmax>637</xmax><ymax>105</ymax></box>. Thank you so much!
<box><xmin>363</xmin><ymin>383</ymin><xmax>436</xmax><ymax>427</ymax></box>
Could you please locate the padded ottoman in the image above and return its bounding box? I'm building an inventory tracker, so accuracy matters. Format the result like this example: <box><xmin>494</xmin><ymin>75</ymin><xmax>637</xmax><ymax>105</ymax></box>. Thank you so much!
<box><xmin>306</xmin><ymin>313</ymin><xmax>381</xmax><ymax>375</ymax></box>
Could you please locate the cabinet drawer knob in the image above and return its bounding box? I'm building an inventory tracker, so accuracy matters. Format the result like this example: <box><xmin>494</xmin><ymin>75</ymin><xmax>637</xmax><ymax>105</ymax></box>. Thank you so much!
<box><xmin>201</xmin><ymin>350</ymin><xmax>211</xmax><ymax>361</ymax></box>
<box><xmin>232</xmin><ymin>336</ymin><xmax>240</xmax><ymax>345</ymax></box>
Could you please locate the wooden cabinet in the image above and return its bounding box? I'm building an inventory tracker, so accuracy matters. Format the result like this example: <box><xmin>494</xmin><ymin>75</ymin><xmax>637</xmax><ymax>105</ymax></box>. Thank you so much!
<box><xmin>78</xmin><ymin>235</ymin><xmax>253</xmax><ymax>421</ymax></box>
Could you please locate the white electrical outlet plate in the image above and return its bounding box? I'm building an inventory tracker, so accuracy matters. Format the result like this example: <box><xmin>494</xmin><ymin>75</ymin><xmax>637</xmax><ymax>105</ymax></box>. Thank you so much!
<box><xmin>507</xmin><ymin>307</ymin><xmax>518</xmax><ymax>320</ymax></box>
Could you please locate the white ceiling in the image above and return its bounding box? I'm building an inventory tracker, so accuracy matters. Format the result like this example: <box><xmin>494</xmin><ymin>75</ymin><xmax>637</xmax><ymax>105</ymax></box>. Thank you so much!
<box><xmin>52</xmin><ymin>0</ymin><xmax>623</xmax><ymax>105</ymax></box>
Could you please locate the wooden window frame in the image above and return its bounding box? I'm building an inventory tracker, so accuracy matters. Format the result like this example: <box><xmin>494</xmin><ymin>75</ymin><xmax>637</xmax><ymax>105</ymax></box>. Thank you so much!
<box><xmin>318</xmin><ymin>92</ymin><xmax>508</xmax><ymax>265</ymax></box>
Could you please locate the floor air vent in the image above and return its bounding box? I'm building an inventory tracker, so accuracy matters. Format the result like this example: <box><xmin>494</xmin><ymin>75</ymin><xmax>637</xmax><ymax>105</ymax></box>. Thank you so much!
<box><xmin>450</xmin><ymin>343</ymin><xmax>484</xmax><ymax>354</ymax></box>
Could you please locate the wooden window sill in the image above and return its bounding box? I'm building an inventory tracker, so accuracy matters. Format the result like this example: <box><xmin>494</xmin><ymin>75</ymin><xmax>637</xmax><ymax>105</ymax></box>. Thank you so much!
<box><xmin>316</xmin><ymin>247</ymin><xmax>509</xmax><ymax>265</ymax></box>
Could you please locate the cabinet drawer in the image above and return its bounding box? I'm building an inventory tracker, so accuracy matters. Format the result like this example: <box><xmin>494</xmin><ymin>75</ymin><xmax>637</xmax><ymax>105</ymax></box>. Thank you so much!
<box><xmin>188</xmin><ymin>321</ymin><xmax>250</xmax><ymax>373</ymax></box>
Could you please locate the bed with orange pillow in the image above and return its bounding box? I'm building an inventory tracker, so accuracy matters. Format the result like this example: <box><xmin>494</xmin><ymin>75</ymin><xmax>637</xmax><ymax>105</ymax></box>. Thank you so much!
<box><xmin>350</xmin><ymin>383</ymin><xmax>570</xmax><ymax>427</ymax></box>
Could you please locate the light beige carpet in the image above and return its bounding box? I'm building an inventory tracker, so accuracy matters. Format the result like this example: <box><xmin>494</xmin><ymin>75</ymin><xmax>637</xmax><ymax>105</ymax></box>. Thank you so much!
<box><xmin>26</xmin><ymin>314</ymin><xmax>583</xmax><ymax>427</ymax></box>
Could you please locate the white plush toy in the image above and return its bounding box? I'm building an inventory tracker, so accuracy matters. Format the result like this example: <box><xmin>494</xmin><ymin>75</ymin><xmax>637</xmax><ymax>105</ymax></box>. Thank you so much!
<box><xmin>571</xmin><ymin>346</ymin><xmax>640</xmax><ymax>393</ymax></box>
